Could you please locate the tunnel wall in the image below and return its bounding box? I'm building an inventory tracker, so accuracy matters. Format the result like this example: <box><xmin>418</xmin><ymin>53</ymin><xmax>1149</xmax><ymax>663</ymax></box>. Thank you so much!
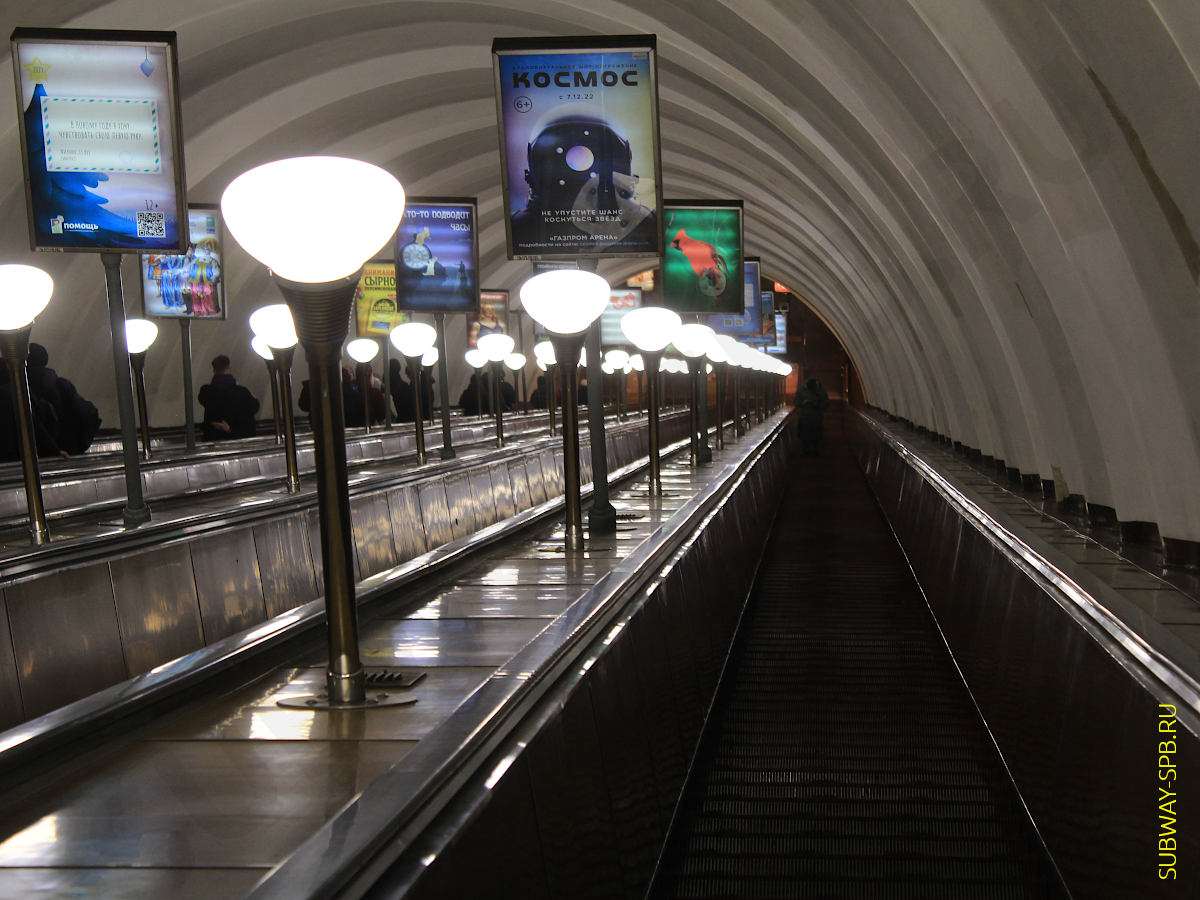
<box><xmin>848</xmin><ymin>412</ymin><xmax>1199</xmax><ymax>897</ymax></box>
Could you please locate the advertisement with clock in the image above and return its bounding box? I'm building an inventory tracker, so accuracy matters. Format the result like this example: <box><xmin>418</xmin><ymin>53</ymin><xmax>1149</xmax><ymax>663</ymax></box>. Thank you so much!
<box><xmin>393</xmin><ymin>197</ymin><xmax>479</xmax><ymax>314</ymax></box>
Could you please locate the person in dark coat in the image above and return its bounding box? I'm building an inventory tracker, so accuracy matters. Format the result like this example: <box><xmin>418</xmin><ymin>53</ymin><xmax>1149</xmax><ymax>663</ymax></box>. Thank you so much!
<box><xmin>458</xmin><ymin>372</ymin><xmax>487</xmax><ymax>415</ymax></box>
<box><xmin>0</xmin><ymin>363</ymin><xmax>68</xmax><ymax>460</ymax></box>
<box><xmin>529</xmin><ymin>375</ymin><xmax>548</xmax><ymax>409</ymax></box>
<box><xmin>389</xmin><ymin>358</ymin><xmax>415</xmax><ymax>422</ymax></box>
<box><xmin>25</xmin><ymin>342</ymin><xmax>100</xmax><ymax>454</ymax></box>
<box><xmin>198</xmin><ymin>354</ymin><xmax>260</xmax><ymax>440</ymax></box>
<box><xmin>794</xmin><ymin>377</ymin><xmax>830</xmax><ymax>455</ymax></box>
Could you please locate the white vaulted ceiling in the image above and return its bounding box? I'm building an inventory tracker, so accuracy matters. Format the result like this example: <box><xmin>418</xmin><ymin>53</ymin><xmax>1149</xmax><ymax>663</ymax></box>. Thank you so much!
<box><xmin>0</xmin><ymin>1</ymin><xmax>1198</xmax><ymax>542</ymax></box>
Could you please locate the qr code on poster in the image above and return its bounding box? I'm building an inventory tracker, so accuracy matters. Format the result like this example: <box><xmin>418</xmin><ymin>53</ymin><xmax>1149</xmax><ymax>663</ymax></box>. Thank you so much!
<box><xmin>136</xmin><ymin>211</ymin><xmax>166</xmax><ymax>239</ymax></box>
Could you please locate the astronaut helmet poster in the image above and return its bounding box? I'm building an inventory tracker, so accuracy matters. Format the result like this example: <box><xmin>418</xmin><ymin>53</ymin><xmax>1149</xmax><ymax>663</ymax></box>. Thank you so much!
<box><xmin>492</xmin><ymin>35</ymin><xmax>662</xmax><ymax>260</ymax></box>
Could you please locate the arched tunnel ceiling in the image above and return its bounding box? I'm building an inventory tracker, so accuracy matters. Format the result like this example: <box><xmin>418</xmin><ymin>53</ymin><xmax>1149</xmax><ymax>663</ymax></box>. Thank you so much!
<box><xmin>1</xmin><ymin>1</ymin><xmax>1198</xmax><ymax>543</ymax></box>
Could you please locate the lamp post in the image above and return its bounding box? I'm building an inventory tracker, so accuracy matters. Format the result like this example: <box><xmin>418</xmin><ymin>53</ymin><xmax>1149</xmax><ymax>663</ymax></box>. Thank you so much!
<box><xmin>716</xmin><ymin>335</ymin><xmax>746</xmax><ymax>437</ymax></box>
<box><xmin>674</xmin><ymin>323</ymin><xmax>715</xmax><ymax>465</ymax></box>
<box><xmin>0</xmin><ymin>264</ymin><xmax>54</xmax><ymax>545</ymax></box>
<box><xmin>464</xmin><ymin>347</ymin><xmax>488</xmax><ymax>421</ymax></box>
<box><xmin>251</xmin><ymin>335</ymin><xmax>283</xmax><ymax>445</ymax></box>
<box><xmin>478</xmin><ymin>332</ymin><xmax>515</xmax><ymax>448</ymax></box>
<box><xmin>605</xmin><ymin>349</ymin><xmax>629</xmax><ymax>421</ymax></box>
<box><xmin>534</xmin><ymin>339</ymin><xmax>556</xmax><ymax>435</ymax></box>
<box><xmin>504</xmin><ymin>351</ymin><xmax>526</xmax><ymax>432</ymax></box>
<box><xmin>124</xmin><ymin>318</ymin><xmax>159</xmax><ymax>460</ymax></box>
<box><xmin>421</xmin><ymin>345</ymin><xmax>439</xmax><ymax>430</ymax></box>
<box><xmin>223</xmin><ymin>155</ymin><xmax>406</xmax><ymax>709</ymax></box>
<box><xmin>705</xmin><ymin>339</ymin><xmax>729</xmax><ymax>450</ymax></box>
<box><xmin>250</xmin><ymin>304</ymin><xmax>301</xmax><ymax>493</ymax></box>
<box><xmin>346</xmin><ymin>337</ymin><xmax>380</xmax><ymax>435</ymax></box>
<box><xmin>391</xmin><ymin>321</ymin><xmax>437</xmax><ymax>465</ymax></box>
<box><xmin>519</xmin><ymin>269</ymin><xmax>610</xmax><ymax>551</ymax></box>
<box><xmin>620</xmin><ymin>306</ymin><xmax>682</xmax><ymax>496</ymax></box>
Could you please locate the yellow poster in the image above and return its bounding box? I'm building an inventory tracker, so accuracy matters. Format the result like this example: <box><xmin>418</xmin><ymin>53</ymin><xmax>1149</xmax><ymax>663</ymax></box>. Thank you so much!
<box><xmin>354</xmin><ymin>261</ymin><xmax>409</xmax><ymax>337</ymax></box>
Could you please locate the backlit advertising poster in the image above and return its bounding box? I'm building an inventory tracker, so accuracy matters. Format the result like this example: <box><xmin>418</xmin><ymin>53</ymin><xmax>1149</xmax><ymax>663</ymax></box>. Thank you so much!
<box><xmin>11</xmin><ymin>28</ymin><xmax>187</xmax><ymax>253</ymax></box>
<box><xmin>470</xmin><ymin>290</ymin><xmax>509</xmax><ymax>348</ymax></box>
<box><xmin>748</xmin><ymin>290</ymin><xmax>776</xmax><ymax>346</ymax></box>
<box><xmin>601</xmin><ymin>287</ymin><xmax>641</xmax><ymax>346</ymax></box>
<box><xmin>767</xmin><ymin>312</ymin><xmax>788</xmax><ymax>354</ymax></box>
<box><xmin>354</xmin><ymin>260</ymin><xmax>409</xmax><ymax>338</ymax></box>
<box><xmin>140</xmin><ymin>206</ymin><xmax>224</xmax><ymax>318</ymax></box>
<box><xmin>662</xmin><ymin>200</ymin><xmax>743</xmax><ymax>314</ymax></box>
<box><xmin>493</xmin><ymin>35</ymin><xmax>662</xmax><ymax>260</ymax></box>
<box><xmin>708</xmin><ymin>258</ymin><xmax>762</xmax><ymax>337</ymax></box>
<box><xmin>394</xmin><ymin>198</ymin><xmax>479</xmax><ymax>314</ymax></box>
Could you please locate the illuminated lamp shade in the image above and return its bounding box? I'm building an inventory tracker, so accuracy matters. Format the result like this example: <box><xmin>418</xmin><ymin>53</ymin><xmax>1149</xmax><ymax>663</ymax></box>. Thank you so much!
<box><xmin>345</xmin><ymin>338</ymin><xmax>379</xmax><ymax>364</ymax></box>
<box><xmin>390</xmin><ymin>321</ymin><xmax>436</xmax><ymax>358</ymax></box>
<box><xmin>605</xmin><ymin>349</ymin><xmax>629</xmax><ymax>369</ymax></box>
<box><xmin>518</xmin><ymin>270</ymin><xmax>610</xmax><ymax>335</ymax></box>
<box><xmin>0</xmin><ymin>265</ymin><xmax>53</xmax><ymax>330</ymax></box>
<box><xmin>630</xmin><ymin>353</ymin><xmax>645</xmax><ymax>372</ymax></box>
<box><xmin>221</xmin><ymin>156</ymin><xmax>404</xmax><ymax>283</ymax></box>
<box><xmin>504</xmin><ymin>352</ymin><xmax>526</xmax><ymax>372</ymax></box>
<box><xmin>421</xmin><ymin>346</ymin><xmax>439</xmax><ymax>367</ymax></box>
<box><xmin>464</xmin><ymin>347</ymin><xmax>488</xmax><ymax>370</ymax></box>
<box><xmin>533</xmin><ymin>339</ymin><xmax>555</xmax><ymax>365</ymax></box>
<box><xmin>477</xmin><ymin>332</ymin><xmax>515</xmax><ymax>363</ymax></box>
<box><xmin>704</xmin><ymin>338</ymin><xmax>728</xmax><ymax>364</ymax></box>
<box><xmin>535</xmin><ymin>357</ymin><xmax>548</xmax><ymax>372</ymax></box>
<box><xmin>620</xmin><ymin>306</ymin><xmax>681</xmax><ymax>353</ymax></box>
<box><xmin>249</xmin><ymin>304</ymin><xmax>299</xmax><ymax>349</ymax></box>
<box><xmin>578</xmin><ymin>347</ymin><xmax>587</xmax><ymax>368</ymax></box>
<box><xmin>673</xmin><ymin>323</ymin><xmax>716</xmax><ymax>359</ymax></box>
<box><xmin>124</xmin><ymin>318</ymin><xmax>159</xmax><ymax>354</ymax></box>
<box><xmin>601</xmin><ymin>361</ymin><xmax>615</xmax><ymax>375</ymax></box>
<box><xmin>250</xmin><ymin>335</ymin><xmax>274</xmax><ymax>361</ymax></box>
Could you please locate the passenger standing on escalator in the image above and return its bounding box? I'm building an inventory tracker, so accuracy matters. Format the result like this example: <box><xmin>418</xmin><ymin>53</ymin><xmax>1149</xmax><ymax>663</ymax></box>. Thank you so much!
<box><xmin>198</xmin><ymin>354</ymin><xmax>260</xmax><ymax>440</ymax></box>
<box><xmin>794</xmin><ymin>377</ymin><xmax>829</xmax><ymax>456</ymax></box>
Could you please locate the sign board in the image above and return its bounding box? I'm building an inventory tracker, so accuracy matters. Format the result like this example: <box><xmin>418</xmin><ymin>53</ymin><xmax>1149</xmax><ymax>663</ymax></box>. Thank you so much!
<box><xmin>662</xmin><ymin>200</ymin><xmax>744</xmax><ymax>314</ymax></box>
<box><xmin>140</xmin><ymin>205</ymin><xmax>224</xmax><ymax>318</ymax></box>
<box><xmin>393</xmin><ymin>197</ymin><xmax>479</xmax><ymax>314</ymax></box>
<box><xmin>493</xmin><ymin>35</ymin><xmax>662</xmax><ymax>260</ymax></box>
<box><xmin>12</xmin><ymin>27</ymin><xmax>187</xmax><ymax>253</ymax></box>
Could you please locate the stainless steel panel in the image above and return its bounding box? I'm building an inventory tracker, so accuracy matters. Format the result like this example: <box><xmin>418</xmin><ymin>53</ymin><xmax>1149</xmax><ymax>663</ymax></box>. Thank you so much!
<box><xmin>0</xmin><ymin>740</ymin><xmax>413</xmax><ymax>869</ymax></box>
<box><xmin>5</xmin><ymin>563</ymin><xmax>126</xmax><ymax>719</ymax></box>
<box><xmin>442</xmin><ymin>473</ymin><xmax>478</xmax><ymax>541</ymax></box>
<box><xmin>224</xmin><ymin>456</ymin><xmax>260</xmax><ymax>481</ymax></box>
<box><xmin>110</xmin><ymin>545</ymin><xmax>205</xmax><ymax>677</ymax></box>
<box><xmin>540</xmin><ymin>448</ymin><xmax>562</xmax><ymax>496</ymax></box>
<box><xmin>0</xmin><ymin>597</ymin><xmax>23</xmax><ymax>730</ymax></box>
<box><xmin>253</xmin><ymin>515</ymin><xmax>319</xmax><ymax>618</ymax></box>
<box><xmin>653</xmin><ymin>578</ymin><xmax>704</xmax><ymax>750</ymax></box>
<box><xmin>488</xmin><ymin>462</ymin><xmax>515</xmax><ymax>521</ymax></box>
<box><xmin>0</xmin><ymin>488</ymin><xmax>22</xmax><ymax>518</ymax></box>
<box><xmin>189</xmin><ymin>527</ymin><xmax>268</xmax><ymax>644</ymax></box>
<box><xmin>350</xmin><ymin>492</ymin><xmax>398</xmax><ymax>579</ymax></box>
<box><xmin>417</xmin><ymin>480</ymin><xmax>452</xmax><ymax>549</ymax></box>
<box><xmin>508</xmin><ymin>457</ymin><xmax>532</xmax><ymax>511</ymax></box>
<box><xmin>469</xmin><ymin>466</ymin><xmax>497</xmax><ymax>531</ymax></box>
<box><xmin>344</xmin><ymin>442</ymin><xmax>363</xmax><ymax>461</ymax></box>
<box><xmin>411</xmin><ymin>585</ymin><xmax>575</xmax><ymax>620</ymax></box>
<box><xmin>154</xmin><ymin>665</ymin><xmax>493</xmax><ymax>742</ymax></box>
<box><xmin>347</xmin><ymin>617</ymin><xmax>548</xmax><ymax>668</ymax></box>
<box><xmin>579</xmin><ymin>445</ymin><xmax>592</xmax><ymax>484</ymax></box>
<box><xmin>0</xmin><ymin>867</ymin><xmax>265</xmax><ymax>900</ymax></box>
<box><xmin>142</xmin><ymin>466</ymin><xmax>190</xmax><ymax>499</ymax></box>
<box><xmin>387</xmin><ymin>486</ymin><xmax>427</xmax><ymax>562</ymax></box>
<box><xmin>41</xmin><ymin>478</ymin><xmax>98</xmax><ymax>512</ymax></box>
<box><xmin>296</xmin><ymin>446</ymin><xmax>316</xmax><ymax>473</ymax></box>
<box><xmin>524</xmin><ymin>453</ymin><xmax>546</xmax><ymax>505</ymax></box>
<box><xmin>90</xmin><ymin>474</ymin><xmax>124</xmax><ymax>504</ymax></box>
<box><xmin>187</xmin><ymin>459</ymin><xmax>227</xmax><ymax>488</ymax></box>
<box><xmin>259</xmin><ymin>452</ymin><xmax>286</xmax><ymax>476</ymax></box>
<box><xmin>305</xmin><ymin>508</ymin><xmax>324</xmax><ymax>590</ymax></box>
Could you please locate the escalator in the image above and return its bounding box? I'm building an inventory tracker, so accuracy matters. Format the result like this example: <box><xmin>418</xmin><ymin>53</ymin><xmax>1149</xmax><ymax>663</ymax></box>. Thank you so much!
<box><xmin>649</xmin><ymin>408</ymin><xmax>1068</xmax><ymax>899</ymax></box>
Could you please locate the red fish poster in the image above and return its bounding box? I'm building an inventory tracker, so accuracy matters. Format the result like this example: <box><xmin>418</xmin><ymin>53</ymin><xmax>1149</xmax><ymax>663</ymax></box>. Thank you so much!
<box><xmin>661</xmin><ymin>200</ymin><xmax>744</xmax><ymax>314</ymax></box>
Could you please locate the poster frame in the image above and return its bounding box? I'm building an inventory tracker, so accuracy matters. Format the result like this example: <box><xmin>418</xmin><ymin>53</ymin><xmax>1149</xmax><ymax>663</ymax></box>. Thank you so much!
<box><xmin>491</xmin><ymin>34</ymin><xmax>663</xmax><ymax>261</ymax></box>
<box><xmin>139</xmin><ymin>203</ymin><xmax>226</xmax><ymax>320</ymax></box>
<box><xmin>11</xmin><ymin>26</ymin><xmax>188</xmax><ymax>254</ymax></box>
<box><xmin>662</xmin><ymin>199</ymin><xmax>744</xmax><ymax>315</ymax></box>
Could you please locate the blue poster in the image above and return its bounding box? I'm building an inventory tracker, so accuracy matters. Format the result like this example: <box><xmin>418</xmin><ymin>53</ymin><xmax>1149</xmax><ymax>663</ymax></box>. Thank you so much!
<box><xmin>12</xmin><ymin>29</ymin><xmax>186</xmax><ymax>253</ymax></box>
<box><xmin>493</xmin><ymin>37</ymin><xmax>662</xmax><ymax>259</ymax></box>
<box><xmin>393</xmin><ymin>199</ymin><xmax>478</xmax><ymax>313</ymax></box>
<box><xmin>140</xmin><ymin>207</ymin><xmax>224</xmax><ymax>318</ymax></box>
<box><xmin>708</xmin><ymin>259</ymin><xmax>763</xmax><ymax>338</ymax></box>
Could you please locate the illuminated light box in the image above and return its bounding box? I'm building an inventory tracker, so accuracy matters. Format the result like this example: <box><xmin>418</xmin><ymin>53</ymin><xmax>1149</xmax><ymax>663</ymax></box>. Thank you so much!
<box><xmin>767</xmin><ymin>311</ymin><xmax>788</xmax><ymax>354</ymax></box>
<box><xmin>394</xmin><ymin>197</ymin><xmax>479</xmax><ymax>314</ymax></box>
<box><xmin>140</xmin><ymin>205</ymin><xmax>225</xmax><ymax>319</ymax></box>
<box><xmin>493</xmin><ymin>35</ymin><xmax>663</xmax><ymax>260</ymax></box>
<box><xmin>470</xmin><ymin>289</ymin><xmax>509</xmax><ymax>349</ymax></box>
<box><xmin>707</xmin><ymin>258</ymin><xmax>763</xmax><ymax>337</ymax></box>
<box><xmin>11</xmin><ymin>27</ymin><xmax>187</xmax><ymax>253</ymax></box>
<box><xmin>662</xmin><ymin>200</ymin><xmax>744</xmax><ymax>314</ymax></box>
<box><xmin>600</xmin><ymin>286</ymin><xmax>641</xmax><ymax>346</ymax></box>
<box><xmin>354</xmin><ymin>259</ymin><xmax>408</xmax><ymax>338</ymax></box>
